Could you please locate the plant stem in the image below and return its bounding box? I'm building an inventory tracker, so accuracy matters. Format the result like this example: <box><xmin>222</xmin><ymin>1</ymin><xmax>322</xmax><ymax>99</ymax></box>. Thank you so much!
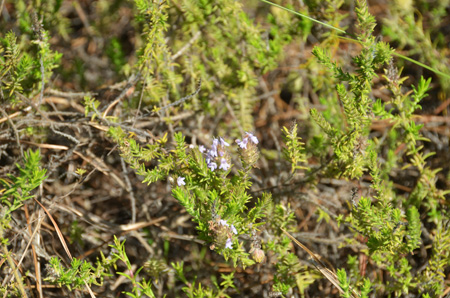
<box><xmin>2</xmin><ymin>244</ymin><xmax>28</xmax><ymax>298</ymax></box>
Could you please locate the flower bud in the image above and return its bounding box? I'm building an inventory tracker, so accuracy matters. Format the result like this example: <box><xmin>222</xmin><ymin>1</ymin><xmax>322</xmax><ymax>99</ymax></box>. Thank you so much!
<box><xmin>251</xmin><ymin>247</ymin><xmax>265</xmax><ymax>263</ymax></box>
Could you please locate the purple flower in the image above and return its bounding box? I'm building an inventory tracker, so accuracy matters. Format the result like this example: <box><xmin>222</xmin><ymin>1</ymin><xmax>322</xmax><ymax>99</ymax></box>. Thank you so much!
<box><xmin>219</xmin><ymin>137</ymin><xmax>230</xmax><ymax>147</ymax></box>
<box><xmin>219</xmin><ymin>219</ymin><xmax>229</xmax><ymax>227</ymax></box>
<box><xmin>236</xmin><ymin>133</ymin><xmax>259</xmax><ymax>149</ymax></box>
<box><xmin>246</xmin><ymin>132</ymin><xmax>259</xmax><ymax>144</ymax></box>
<box><xmin>219</xmin><ymin>158</ymin><xmax>230</xmax><ymax>171</ymax></box>
<box><xmin>212</xmin><ymin>138</ymin><xmax>219</xmax><ymax>147</ymax></box>
<box><xmin>236</xmin><ymin>138</ymin><xmax>248</xmax><ymax>149</ymax></box>
<box><xmin>208</xmin><ymin>162</ymin><xmax>217</xmax><ymax>171</ymax></box>
<box><xmin>199</xmin><ymin>145</ymin><xmax>206</xmax><ymax>153</ymax></box>
<box><xmin>177</xmin><ymin>177</ymin><xmax>186</xmax><ymax>186</ymax></box>
<box><xmin>225</xmin><ymin>238</ymin><xmax>233</xmax><ymax>249</ymax></box>
<box><xmin>208</xmin><ymin>148</ymin><xmax>218</xmax><ymax>158</ymax></box>
<box><xmin>231</xmin><ymin>224</ymin><xmax>237</xmax><ymax>235</ymax></box>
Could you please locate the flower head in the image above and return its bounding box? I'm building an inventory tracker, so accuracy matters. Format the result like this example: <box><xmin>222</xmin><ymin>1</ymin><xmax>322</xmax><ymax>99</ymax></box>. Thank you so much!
<box><xmin>231</xmin><ymin>224</ymin><xmax>237</xmax><ymax>235</ymax></box>
<box><xmin>201</xmin><ymin>136</ymin><xmax>233</xmax><ymax>173</ymax></box>
<box><xmin>236</xmin><ymin>132</ymin><xmax>259</xmax><ymax>149</ymax></box>
<box><xmin>208</xmin><ymin>162</ymin><xmax>217</xmax><ymax>171</ymax></box>
<box><xmin>177</xmin><ymin>177</ymin><xmax>186</xmax><ymax>186</ymax></box>
<box><xmin>245</xmin><ymin>132</ymin><xmax>259</xmax><ymax>144</ymax></box>
<box><xmin>236</xmin><ymin>138</ymin><xmax>248</xmax><ymax>149</ymax></box>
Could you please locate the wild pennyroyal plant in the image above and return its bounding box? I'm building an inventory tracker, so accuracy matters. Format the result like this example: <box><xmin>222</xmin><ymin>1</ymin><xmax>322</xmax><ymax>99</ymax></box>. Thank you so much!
<box><xmin>111</xmin><ymin>129</ymin><xmax>272</xmax><ymax>267</ymax></box>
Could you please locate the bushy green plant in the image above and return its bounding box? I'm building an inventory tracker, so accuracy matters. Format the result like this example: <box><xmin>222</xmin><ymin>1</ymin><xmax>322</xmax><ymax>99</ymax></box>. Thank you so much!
<box><xmin>109</xmin><ymin>127</ymin><xmax>275</xmax><ymax>266</ymax></box>
<box><xmin>173</xmin><ymin>261</ymin><xmax>236</xmax><ymax>298</ymax></box>
<box><xmin>0</xmin><ymin>150</ymin><xmax>47</xmax><ymax>221</ymax></box>
<box><xmin>44</xmin><ymin>254</ymin><xmax>115</xmax><ymax>291</ymax></box>
<box><xmin>0</xmin><ymin>32</ymin><xmax>34</xmax><ymax>100</ymax></box>
<box><xmin>310</xmin><ymin>0</ymin><xmax>393</xmax><ymax>179</ymax></box>
<box><xmin>0</xmin><ymin>150</ymin><xmax>47</xmax><ymax>296</ymax></box>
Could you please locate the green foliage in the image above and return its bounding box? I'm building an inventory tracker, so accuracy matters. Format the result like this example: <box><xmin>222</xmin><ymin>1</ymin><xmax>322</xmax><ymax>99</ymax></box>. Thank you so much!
<box><xmin>381</xmin><ymin>0</ymin><xmax>450</xmax><ymax>95</ymax></box>
<box><xmin>282</xmin><ymin>123</ymin><xmax>307</xmax><ymax>174</ymax></box>
<box><xmin>144</xmin><ymin>257</ymin><xmax>170</xmax><ymax>280</ymax></box>
<box><xmin>336</xmin><ymin>269</ymin><xmax>353</xmax><ymax>298</ymax></box>
<box><xmin>0</xmin><ymin>15</ymin><xmax>61</xmax><ymax>103</ymax></box>
<box><xmin>305</xmin><ymin>1</ymin><xmax>448</xmax><ymax>296</ymax></box>
<box><xmin>337</xmin><ymin>268</ymin><xmax>372</xmax><ymax>298</ymax></box>
<box><xmin>15</xmin><ymin>0</ymin><xmax>71</xmax><ymax>38</ymax></box>
<box><xmin>69</xmin><ymin>220</ymin><xmax>84</xmax><ymax>246</ymax></box>
<box><xmin>110</xmin><ymin>236</ymin><xmax>156</xmax><ymax>297</ymax></box>
<box><xmin>134</xmin><ymin>0</ymin><xmax>172</xmax><ymax>105</ymax></box>
<box><xmin>2</xmin><ymin>0</ymin><xmax>450</xmax><ymax>297</ymax></box>
<box><xmin>340</xmin><ymin>69</ymin><xmax>438</xmax><ymax>293</ymax></box>
<box><xmin>33</xmin><ymin>29</ymin><xmax>62</xmax><ymax>86</ymax></box>
<box><xmin>106</xmin><ymin>37</ymin><xmax>127</xmax><ymax>74</ymax></box>
<box><xmin>109</xmin><ymin>127</ymin><xmax>173</xmax><ymax>184</ymax></box>
<box><xmin>405</xmin><ymin>207</ymin><xmax>421</xmax><ymax>251</ymax></box>
<box><xmin>82</xmin><ymin>96</ymin><xmax>101</xmax><ymax>120</ymax></box>
<box><xmin>375</xmin><ymin>70</ymin><xmax>450</xmax><ymax>220</ymax></box>
<box><xmin>417</xmin><ymin>222</ymin><xmax>450</xmax><ymax>295</ymax></box>
<box><xmin>0</xmin><ymin>150</ymin><xmax>47</xmax><ymax>297</ymax></box>
<box><xmin>0</xmin><ymin>32</ymin><xmax>33</xmax><ymax>101</ymax></box>
<box><xmin>348</xmin><ymin>197</ymin><xmax>420</xmax><ymax>255</ymax></box>
<box><xmin>272</xmin><ymin>251</ymin><xmax>303</xmax><ymax>295</ymax></box>
<box><xmin>45</xmin><ymin>236</ymin><xmax>156</xmax><ymax>297</ymax></box>
<box><xmin>0</xmin><ymin>150</ymin><xmax>47</xmax><ymax>218</ymax></box>
<box><xmin>173</xmin><ymin>261</ymin><xmax>236</xmax><ymax>298</ymax></box>
<box><xmin>45</xmin><ymin>254</ymin><xmax>115</xmax><ymax>291</ymax></box>
<box><xmin>265</xmin><ymin>208</ymin><xmax>313</xmax><ymax>295</ymax></box>
<box><xmin>310</xmin><ymin>0</ymin><xmax>394</xmax><ymax>179</ymax></box>
<box><xmin>131</xmin><ymin>0</ymin><xmax>285</xmax><ymax>132</ymax></box>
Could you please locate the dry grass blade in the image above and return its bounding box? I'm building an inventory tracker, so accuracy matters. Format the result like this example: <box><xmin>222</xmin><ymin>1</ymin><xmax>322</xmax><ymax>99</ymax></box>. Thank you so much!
<box><xmin>24</xmin><ymin>204</ymin><xmax>42</xmax><ymax>298</ymax></box>
<box><xmin>83</xmin><ymin>280</ymin><xmax>97</xmax><ymax>298</ymax></box>
<box><xmin>281</xmin><ymin>228</ymin><xmax>360</xmax><ymax>298</ymax></box>
<box><xmin>33</xmin><ymin>197</ymin><xmax>97</xmax><ymax>297</ymax></box>
<box><xmin>33</xmin><ymin>197</ymin><xmax>73</xmax><ymax>260</ymax></box>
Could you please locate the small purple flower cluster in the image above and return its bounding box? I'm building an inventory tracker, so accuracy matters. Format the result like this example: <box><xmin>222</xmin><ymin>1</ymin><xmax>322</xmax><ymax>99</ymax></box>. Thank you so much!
<box><xmin>201</xmin><ymin>137</ymin><xmax>231</xmax><ymax>172</ymax></box>
<box><xmin>235</xmin><ymin>132</ymin><xmax>259</xmax><ymax>149</ymax></box>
